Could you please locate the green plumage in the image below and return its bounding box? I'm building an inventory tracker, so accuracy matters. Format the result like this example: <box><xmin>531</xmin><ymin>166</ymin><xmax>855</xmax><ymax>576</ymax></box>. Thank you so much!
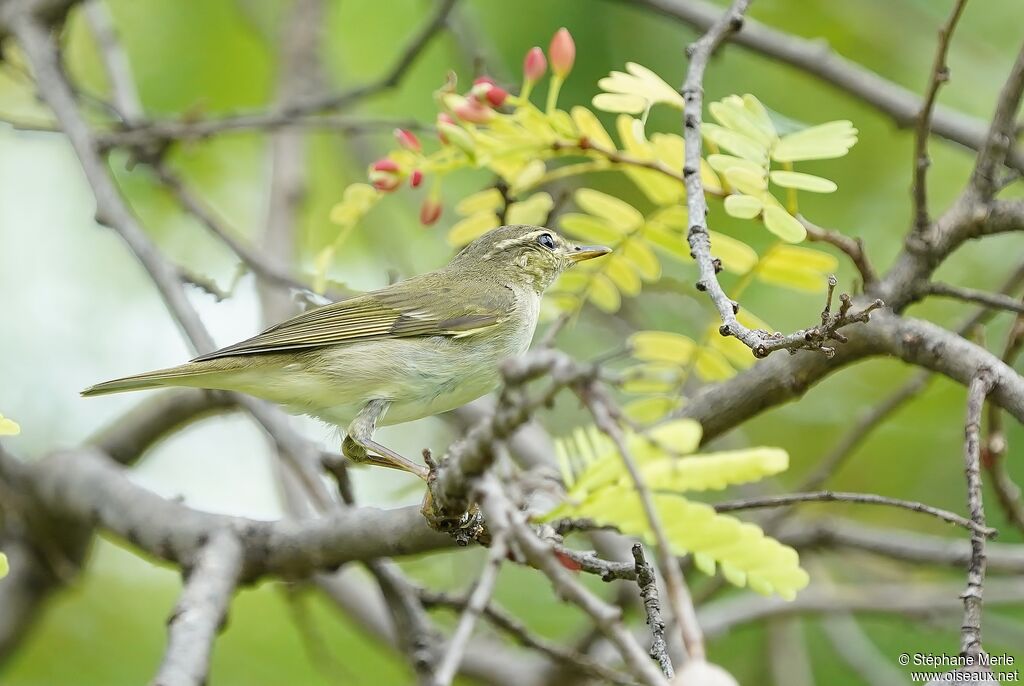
<box><xmin>82</xmin><ymin>225</ymin><xmax>610</xmax><ymax>476</ymax></box>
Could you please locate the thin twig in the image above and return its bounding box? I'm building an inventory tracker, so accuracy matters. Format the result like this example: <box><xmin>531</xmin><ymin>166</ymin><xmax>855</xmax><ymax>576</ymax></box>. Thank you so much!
<box><xmin>476</xmin><ymin>477</ymin><xmax>667</xmax><ymax>686</ymax></box>
<box><xmin>711</xmin><ymin>491</ymin><xmax>996</xmax><ymax>536</ymax></box>
<box><xmin>960</xmin><ymin>369</ymin><xmax>996</xmax><ymax>658</ymax></box>
<box><xmin>984</xmin><ymin>310</ymin><xmax>1024</xmax><ymax>533</ymax></box>
<box><xmin>420</xmin><ymin>590</ymin><xmax>641</xmax><ymax>686</ymax></box>
<box><xmin>970</xmin><ymin>42</ymin><xmax>1024</xmax><ymax>198</ymax></box>
<box><xmin>150</xmin><ymin>164</ymin><xmax>347</xmax><ymax>301</ymax></box>
<box><xmin>632</xmin><ymin>544</ymin><xmax>674</xmax><ymax>679</ymax></box>
<box><xmin>83</xmin><ymin>0</ymin><xmax>143</xmax><ymax>124</ymax></box>
<box><xmin>587</xmin><ymin>389</ymin><xmax>704</xmax><ymax>661</ymax></box>
<box><xmin>431</xmin><ymin>533</ymin><xmax>508</xmax><ymax>686</ymax></box>
<box><xmin>801</xmin><ymin>216</ymin><xmax>877</xmax><ymax>287</ymax></box>
<box><xmin>924</xmin><ymin>282</ymin><xmax>1024</xmax><ymax>315</ymax></box>
<box><xmin>912</xmin><ymin>0</ymin><xmax>969</xmax><ymax>234</ymax></box>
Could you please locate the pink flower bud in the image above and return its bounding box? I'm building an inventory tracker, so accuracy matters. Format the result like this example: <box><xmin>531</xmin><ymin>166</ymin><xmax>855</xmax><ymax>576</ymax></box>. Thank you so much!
<box><xmin>473</xmin><ymin>76</ymin><xmax>495</xmax><ymax>87</ymax></box>
<box><xmin>486</xmin><ymin>86</ymin><xmax>509</xmax><ymax>108</ymax></box>
<box><xmin>436</xmin><ymin>113</ymin><xmax>455</xmax><ymax>143</ymax></box>
<box><xmin>409</xmin><ymin>169</ymin><xmax>424</xmax><ymax>188</ymax></box>
<box><xmin>371</xmin><ymin>176</ymin><xmax>400</xmax><ymax>192</ymax></box>
<box><xmin>369</xmin><ymin>158</ymin><xmax>401</xmax><ymax>192</ymax></box>
<box><xmin>419</xmin><ymin>198</ymin><xmax>442</xmax><ymax>226</ymax></box>
<box><xmin>452</xmin><ymin>96</ymin><xmax>493</xmax><ymax>124</ymax></box>
<box><xmin>523</xmin><ymin>46</ymin><xmax>546</xmax><ymax>82</ymax></box>
<box><xmin>549</xmin><ymin>28</ymin><xmax>575</xmax><ymax>78</ymax></box>
<box><xmin>393</xmin><ymin>128</ymin><xmax>421</xmax><ymax>153</ymax></box>
<box><xmin>371</xmin><ymin>159</ymin><xmax>399</xmax><ymax>172</ymax></box>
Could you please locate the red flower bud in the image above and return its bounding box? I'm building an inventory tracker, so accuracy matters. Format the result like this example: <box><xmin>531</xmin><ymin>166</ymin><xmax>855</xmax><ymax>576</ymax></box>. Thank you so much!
<box><xmin>486</xmin><ymin>86</ymin><xmax>509</xmax><ymax>108</ymax></box>
<box><xmin>393</xmin><ymin>128</ymin><xmax>421</xmax><ymax>153</ymax></box>
<box><xmin>419</xmin><ymin>198</ymin><xmax>442</xmax><ymax>226</ymax></box>
<box><xmin>409</xmin><ymin>169</ymin><xmax>424</xmax><ymax>188</ymax></box>
<box><xmin>549</xmin><ymin>28</ymin><xmax>575</xmax><ymax>78</ymax></box>
<box><xmin>371</xmin><ymin>159</ymin><xmax>399</xmax><ymax>173</ymax></box>
<box><xmin>369</xmin><ymin>158</ymin><xmax>401</xmax><ymax>192</ymax></box>
<box><xmin>523</xmin><ymin>46</ymin><xmax>547</xmax><ymax>82</ymax></box>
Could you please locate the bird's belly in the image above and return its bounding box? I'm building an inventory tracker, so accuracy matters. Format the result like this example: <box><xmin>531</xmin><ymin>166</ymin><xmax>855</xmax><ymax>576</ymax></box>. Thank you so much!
<box><xmin>240</xmin><ymin>334</ymin><xmax>524</xmax><ymax>427</ymax></box>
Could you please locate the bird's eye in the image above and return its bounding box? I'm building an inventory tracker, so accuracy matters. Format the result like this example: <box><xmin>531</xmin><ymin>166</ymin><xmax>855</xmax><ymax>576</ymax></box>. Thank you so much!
<box><xmin>537</xmin><ymin>233</ymin><xmax>556</xmax><ymax>251</ymax></box>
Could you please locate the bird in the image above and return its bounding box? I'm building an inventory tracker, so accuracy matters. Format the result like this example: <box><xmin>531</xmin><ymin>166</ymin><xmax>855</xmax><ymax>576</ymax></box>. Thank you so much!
<box><xmin>83</xmin><ymin>225</ymin><xmax>611</xmax><ymax>479</ymax></box>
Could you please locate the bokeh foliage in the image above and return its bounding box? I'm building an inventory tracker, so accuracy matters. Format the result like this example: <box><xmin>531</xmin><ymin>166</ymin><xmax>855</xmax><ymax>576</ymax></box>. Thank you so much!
<box><xmin>2</xmin><ymin>0</ymin><xmax>1024</xmax><ymax>684</ymax></box>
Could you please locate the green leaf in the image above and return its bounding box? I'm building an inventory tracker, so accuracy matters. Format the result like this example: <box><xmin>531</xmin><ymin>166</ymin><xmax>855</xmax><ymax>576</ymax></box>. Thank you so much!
<box><xmin>631</xmin><ymin>331</ymin><xmax>696</xmax><ymax>364</ymax></box>
<box><xmin>710</xmin><ymin>96</ymin><xmax>775</xmax><ymax>147</ymax></box>
<box><xmin>758</xmin><ymin>245</ymin><xmax>838</xmax><ymax>292</ymax></box>
<box><xmin>455</xmin><ymin>188</ymin><xmax>505</xmax><ymax>216</ymax></box>
<box><xmin>615</xmin><ymin>115</ymin><xmax>682</xmax><ymax>205</ymax></box>
<box><xmin>624</xmin><ymin>397</ymin><xmax>680</xmax><ymax>424</ymax></box>
<box><xmin>622</xmin><ymin>365</ymin><xmax>681</xmax><ymax>395</ymax></box>
<box><xmin>703</xmin><ymin>123</ymin><xmax>768</xmax><ymax>164</ymax></box>
<box><xmin>559</xmin><ymin>213</ymin><xmax>626</xmax><ymax>245</ymax></box>
<box><xmin>571</xmin><ymin>106</ymin><xmax>616</xmax><ymax>149</ymax></box>
<box><xmin>643</xmin><ymin>447</ymin><xmax>788</xmax><ymax>492</ymax></box>
<box><xmin>723</xmin><ymin>168</ymin><xmax>767</xmax><ymax>195</ymax></box>
<box><xmin>769</xmin><ymin>171</ymin><xmax>837</xmax><ymax>193</ymax></box>
<box><xmin>506</xmin><ymin>192</ymin><xmax>554</xmax><ymax>225</ymax></box>
<box><xmin>740</xmin><ymin>94</ymin><xmax>777</xmax><ymax>141</ymax></box>
<box><xmin>707</xmin><ymin>154</ymin><xmax>763</xmax><ymax>176</ymax></box>
<box><xmin>592</xmin><ymin>92</ymin><xmax>646</xmax><ymax>114</ymax></box>
<box><xmin>510</xmin><ymin>159</ymin><xmax>547</xmax><ymax>194</ymax></box>
<box><xmin>647</xmin><ymin>419</ymin><xmax>703</xmax><ymax>455</ymax></box>
<box><xmin>644</xmin><ymin>223</ymin><xmax>691</xmax><ymax>262</ymax></box>
<box><xmin>553</xmin><ymin>270</ymin><xmax>592</xmax><ymax>293</ymax></box>
<box><xmin>695</xmin><ymin>348</ymin><xmax>735</xmax><ymax>381</ymax></box>
<box><xmin>619</xmin><ymin>239</ymin><xmax>661</xmax><ymax>281</ymax></box>
<box><xmin>447</xmin><ymin>211</ymin><xmax>500</xmax><ymax>247</ymax></box>
<box><xmin>709</xmin><ymin>231</ymin><xmax>758</xmax><ymax>273</ymax></box>
<box><xmin>762</xmin><ymin>205</ymin><xmax>807</xmax><ymax>243</ymax></box>
<box><xmin>587</xmin><ymin>273</ymin><xmax>621</xmax><ymax>313</ymax></box>
<box><xmin>574</xmin><ymin>189</ymin><xmax>645</xmax><ymax>230</ymax></box>
<box><xmin>723</xmin><ymin>194</ymin><xmax>763</xmax><ymax>220</ymax></box>
<box><xmin>559</xmin><ymin>491</ymin><xmax>809</xmax><ymax>599</ymax></box>
<box><xmin>0</xmin><ymin>552</ymin><xmax>7</xmax><ymax>579</ymax></box>
<box><xmin>603</xmin><ymin>255</ymin><xmax>642</xmax><ymax>296</ymax></box>
<box><xmin>772</xmin><ymin>120</ymin><xmax>858</xmax><ymax>162</ymax></box>
<box><xmin>648</xmin><ymin>205</ymin><xmax>688</xmax><ymax>230</ymax></box>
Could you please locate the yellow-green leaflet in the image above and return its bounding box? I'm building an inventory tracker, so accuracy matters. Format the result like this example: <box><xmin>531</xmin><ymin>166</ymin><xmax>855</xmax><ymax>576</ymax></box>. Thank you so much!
<box><xmin>447</xmin><ymin>211</ymin><xmax>500</xmax><ymax>247</ymax></box>
<box><xmin>0</xmin><ymin>552</ymin><xmax>8</xmax><ymax>579</ymax></box>
<box><xmin>543</xmin><ymin>422</ymin><xmax>805</xmax><ymax>599</ymax></box>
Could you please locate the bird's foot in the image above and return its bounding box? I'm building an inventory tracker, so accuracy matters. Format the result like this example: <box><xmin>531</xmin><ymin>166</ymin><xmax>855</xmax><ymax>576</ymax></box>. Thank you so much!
<box><xmin>420</xmin><ymin>448</ymin><xmax>487</xmax><ymax>544</ymax></box>
<box><xmin>341</xmin><ymin>435</ymin><xmax>429</xmax><ymax>480</ymax></box>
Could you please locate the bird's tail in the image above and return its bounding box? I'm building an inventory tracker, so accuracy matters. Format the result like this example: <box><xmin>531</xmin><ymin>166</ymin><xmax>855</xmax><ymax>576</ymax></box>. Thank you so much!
<box><xmin>81</xmin><ymin>360</ymin><xmax>235</xmax><ymax>397</ymax></box>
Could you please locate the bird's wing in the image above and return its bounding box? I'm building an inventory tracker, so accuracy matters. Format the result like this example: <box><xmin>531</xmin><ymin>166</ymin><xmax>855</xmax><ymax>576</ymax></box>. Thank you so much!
<box><xmin>191</xmin><ymin>274</ymin><xmax>516</xmax><ymax>362</ymax></box>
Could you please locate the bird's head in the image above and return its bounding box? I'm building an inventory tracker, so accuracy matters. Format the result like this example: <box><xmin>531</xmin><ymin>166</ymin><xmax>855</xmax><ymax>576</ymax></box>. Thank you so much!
<box><xmin>450</xmin><ymin>224</ymin><xmax>611</xmax><ymax>292</ymax></box>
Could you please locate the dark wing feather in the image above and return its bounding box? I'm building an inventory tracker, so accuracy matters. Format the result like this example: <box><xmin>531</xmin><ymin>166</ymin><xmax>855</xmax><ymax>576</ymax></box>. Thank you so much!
<box><xmin>191</xmin><ymin>273</ymin><xmax>514</xmax><ymax>362</ymax></box>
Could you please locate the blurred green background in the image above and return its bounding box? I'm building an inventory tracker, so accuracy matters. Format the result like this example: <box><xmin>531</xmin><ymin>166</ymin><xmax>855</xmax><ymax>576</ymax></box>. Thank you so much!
<box><xmin>1</xmin><ymin>0</ymin><xmax>1023</xmax><ymax>683</ymax></box>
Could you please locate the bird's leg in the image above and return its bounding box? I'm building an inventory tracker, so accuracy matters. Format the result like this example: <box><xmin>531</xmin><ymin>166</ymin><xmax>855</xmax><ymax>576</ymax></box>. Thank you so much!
<box><xmin>342</xmin><ymin>399</ymin><xmax>429</xmax><ymax>480</ymax></box>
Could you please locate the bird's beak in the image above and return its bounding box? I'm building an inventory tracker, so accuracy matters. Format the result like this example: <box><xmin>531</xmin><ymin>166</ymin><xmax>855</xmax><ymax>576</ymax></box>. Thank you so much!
<box><xmin>569</xmin><ymin>244</ymin><xmax>612</xmax><ymax>263</ymax></box>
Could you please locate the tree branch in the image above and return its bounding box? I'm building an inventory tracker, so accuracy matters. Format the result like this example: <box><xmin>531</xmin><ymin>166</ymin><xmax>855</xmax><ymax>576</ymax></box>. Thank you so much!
<box><xmin>960</xmin><ymin>369</ymin><xmax>996</xmax><ymax>658</ymax></box>
<box><xmin>151</xmin><ymin>530</ymin><xmax>244</xmax><ymax>686</ymax></box>
<box><xmin>631</xmin><ymin>544</ymin><xmax>674</xmax><ymax>679</ymax></box>
<box><xmin>912</xmin><ymin>0</ymin><xmax>969</xmax><ymax>233</ymax></box>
